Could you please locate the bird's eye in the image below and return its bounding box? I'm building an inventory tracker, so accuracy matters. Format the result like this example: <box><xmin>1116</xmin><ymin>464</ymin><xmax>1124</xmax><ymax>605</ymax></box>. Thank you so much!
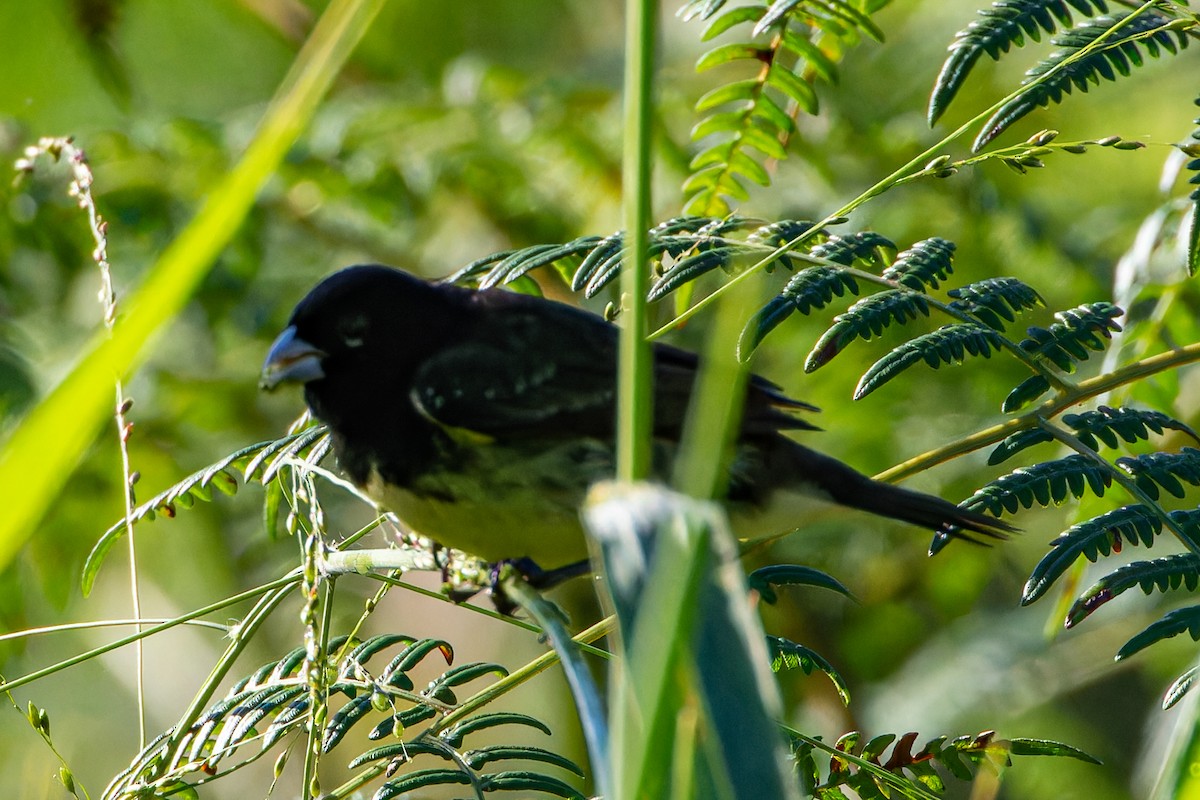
<box><xmin>338</xmin><ymin>315</ymin><xmax>368</xmax><ymax>348</ymax></box>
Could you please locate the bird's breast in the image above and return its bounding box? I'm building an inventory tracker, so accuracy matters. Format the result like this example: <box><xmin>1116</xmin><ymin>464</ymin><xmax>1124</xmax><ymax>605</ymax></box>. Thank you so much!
<box><xmin>363</xmin><ymin>437</ymin><xmax>614</xmax><ymax>568</ymax></box>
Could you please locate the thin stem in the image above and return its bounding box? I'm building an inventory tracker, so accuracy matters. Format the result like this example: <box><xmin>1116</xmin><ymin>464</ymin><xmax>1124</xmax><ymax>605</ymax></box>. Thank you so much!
<box><xmin>0</xmin><ymin>574</ymin><xmax>299</xmax><ymax>696</ymax></box>
<box><xmin>875</xmin><ymin>342</ymin><xmax>1200</xmax><ymax>484</ymax></box>
<box><xmin>618</xmin><ymin>0</ymin><xmax>658</xmax><ymax>481</ymax></box>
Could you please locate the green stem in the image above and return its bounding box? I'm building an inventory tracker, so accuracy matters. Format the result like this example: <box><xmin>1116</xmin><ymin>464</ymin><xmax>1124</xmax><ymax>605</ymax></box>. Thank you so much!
<box><xmin>0</xmin><ymin>575</ymin><xmax>298</xmax><ymax>696</ymax></box>
<box><xmin>617</xmin><ymin>0</ymin><xmax>657</xmax><ymax>482</ymax></box>
<box><xmin>875</xmin><ymin>342</ymin><xmax>1200</xmax><ymax>483</ymax></box>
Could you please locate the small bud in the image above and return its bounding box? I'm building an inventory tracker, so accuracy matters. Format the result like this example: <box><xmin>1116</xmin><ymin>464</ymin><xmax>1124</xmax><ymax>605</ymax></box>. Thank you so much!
<box><xmin>1096</xmin><ymin>136</ymin><xmax>1122</xmax><ymax>147</ymax></box>
<box><xmin>118</xmin><ymin>397</ymin><xmax>133</xmax><ymax>414</ymax></box>
<box><xmin>1063</xmin><ymin>144</ymin><xmax>1088</xmax><ymax>154</ymax></box>
<box><xmin>924</xmin><ymin>154</ymin><xmax>952</xmax><ymax>170</ymax></box>
<box><xmin>1027</xmin><ymin>129</ymin><xmax>1059</xmax><ymax>146</ymax></box>
<box><xmin>1002</xmin><ymin>158</ymin><xmax>1027</xmax><ymax>175</ymax></box>
<box><xmin>129</xmin><ymin>471</ymin><xmax>140</xmax><ymax>486</ymax></box>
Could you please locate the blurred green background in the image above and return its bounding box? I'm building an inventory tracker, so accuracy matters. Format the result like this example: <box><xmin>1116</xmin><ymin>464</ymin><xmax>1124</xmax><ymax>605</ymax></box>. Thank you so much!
<box><xmin>0</xmin><ymin>1</ymin><xmax>1197</xmax><ymax>797</ymax></box>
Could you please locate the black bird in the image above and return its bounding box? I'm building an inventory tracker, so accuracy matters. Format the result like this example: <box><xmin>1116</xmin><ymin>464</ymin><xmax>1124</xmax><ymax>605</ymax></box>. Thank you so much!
<box><xmin>261</xmin><ymin>265</ymin><xmax>1010</xmax><ymax>571</ymax></box>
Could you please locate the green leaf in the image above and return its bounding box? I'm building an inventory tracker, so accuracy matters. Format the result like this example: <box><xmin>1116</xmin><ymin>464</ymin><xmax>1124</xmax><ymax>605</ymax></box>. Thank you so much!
<box><xmin>855</xmin><ymin>324</ymin><xmax>1004</xmax><ymax>400</ymax></box>
<box><xmin>767</xmin><ymin>637</ymin><xmax>851</xmax><ymax>704</ymax></box>
<box><xmin>748</xmin><ymin>564</ymin><xmax>853</xmax><ymax>603</ymax></box>
<box><xmin>805</xmin><ymin>291</ymin><xmax>932</xmax><ymax>373</ymax></box>
<box><xmin>1069</xmin><ymin>554</ymin><xmax>1200</xmax><ymax>628</ymax></box>
<box><xmin>1008</xmin><ymin>738</ymin><xmax>1101</xmax><ymax>763</ymax></box>
<box><xmin>696</xmin><ymin>42</ymin><xmax>766</xmax><ymax>72</ymax></box>
<box><xmin>1116</xmin><ymin>604</ymin><xmax>1200</xmax><ymax>660</ymax></box>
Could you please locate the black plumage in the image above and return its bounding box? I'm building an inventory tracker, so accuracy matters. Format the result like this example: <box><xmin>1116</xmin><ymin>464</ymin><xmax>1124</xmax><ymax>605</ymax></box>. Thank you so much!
<box><xmin>261</xmin><ymin>264</ymin><xmax>1011</xmax><ymax>569</ymax></box>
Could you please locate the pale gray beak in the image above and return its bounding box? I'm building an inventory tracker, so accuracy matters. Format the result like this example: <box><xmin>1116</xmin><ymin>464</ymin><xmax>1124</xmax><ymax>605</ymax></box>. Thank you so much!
<box><xmin>260</xmin><ymin>326</ymin><xmax>326</xmax><ymax>391</ymax></box>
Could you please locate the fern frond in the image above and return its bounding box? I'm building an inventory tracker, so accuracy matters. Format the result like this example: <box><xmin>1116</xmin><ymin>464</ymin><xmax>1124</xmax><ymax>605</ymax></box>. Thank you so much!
<box><xmin>975</xmin><ymin>12</ymin><xmax>1193</xmax><ymax>150</ymax></box>
<box><xmin>1069</xmin><ymin>407</ymin><xmax>1200</xmax><ymax>449</ymax></box>
<box><xmin>441</xmin><ymin>712</ymin><xmax>554</xmax><ymax>748</ymax></box>
<box><xmin>792</xmin><ymin>728</ymin><xmax>1098</xmax><ymax>797</ymax></box>
<box><xmin>880</xmin><ymin>237</ymin><xmax>957</xmax><ymax>290</ymax></box>
<box><xmin>107</xmin><ymin>635</ymin><xmax>580</xmax><ymax>800</ymax></box>
<box><xmin>1117</xmin><ymin>605</ymin><xmax>1200</xmax><ymax>661</ymax></box>
<box><xmin>1068</xmin><ymin>553</ymin><xmax>1200</xmax><ymax>628</ymax></box>
<box><xmin>740</xmin><ymin>265</ymin><xmax>861</xmax><ymax>354</ymax></box>
<box><xmin>804</xmin><ymin>291</ymin><xmax>932</xmax><ymax>373</ymax></box>
<box><xmin>1017</xmin><ymin>301</ymin><xmax>1123</xmax><ymax>371</ymax></box>
<box><xmin>1116</xmin><ymin>448</ymin><xmax>1200</xmax><ymax>500</ymax></box>
<box><xmin>683</xmin><ymin>0</ymin><xmax>887</xmax><ymax>214</ymax></box>
<box><xmin>854</xmin><ymin>323</ymin><xmax>1005</xmax><ymax>400</ymax></box>
<box><xmin>83</xmin><ymin>426</ymin><xmax>330</xmax><ymax>595</ymax></box>
<box><xmin>991</xmin><ymin>407</ymin><xmax>1199</xmax><ymax>464</ymax></box>
<box><xmin>1024</xmin><ymin>507</ymin><xmax>1200</xmax><ymax>605</ymax></box>
<box><xmin>959</xmin><ymin>454</ymin><xmax>1112</xmax><ymax>519</ymax></box>
<box><xmin>929</xmin><ymin>0</ymin><xmax>1111</xmax><ymax>125</ymax></box>
<box><xmin>767</xmin><ymin>636</ymin><xmax>850</xmax><ymax>704</ymax></box>
<box><xmin>947</xmin><ymin>277</ymin><xmax>1045</xmax><ymax>331</ymax></box>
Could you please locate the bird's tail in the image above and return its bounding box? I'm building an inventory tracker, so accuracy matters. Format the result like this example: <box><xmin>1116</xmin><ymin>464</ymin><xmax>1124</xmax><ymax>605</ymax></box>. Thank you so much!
<box><xmin>768</xmin><ymin>439</ymin><xmax>1015</xmax><ymax>544</ymax></box>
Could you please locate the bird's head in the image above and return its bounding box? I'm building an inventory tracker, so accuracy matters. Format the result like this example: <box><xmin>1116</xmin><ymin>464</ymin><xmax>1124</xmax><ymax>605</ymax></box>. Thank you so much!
<box><xmin>260</xmin><ymin>264</ymin><xmax>446</xmax><ymax>392</ymax></box>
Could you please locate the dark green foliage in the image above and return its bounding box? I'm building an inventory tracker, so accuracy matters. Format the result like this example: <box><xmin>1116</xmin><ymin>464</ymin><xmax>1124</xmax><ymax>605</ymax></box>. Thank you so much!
<box><xmin>1117</xmin><ymin>605</ymin><xmax>1200</xmax><ymax>662</ymax></box>
<box><xmin>1062</xmin><ymin>407</ymin><xmax>1199</xmax><ymax>449</ymax></box>
<box><xmin>804</xmin><ymin>290</ymin><xmax>932</xmax><ymax>373</ymax></box>
<box><xmin>741</xmin><ymin>265</ymin><xmax>862</xmax><ymax>355</ymax></box>
<box><xmin>791</xmin><ymin>729</ymin><xmax>1098</xmax><ymax>798</ymax></box>
<box><xmin>1117</xmin><ymin>448</ymin><xmax>1200</xmax><ymax>501</ymax></box>
<box><xmin>740</xmin><ymin>231</ymin><xmax>894</xmax><ymax>354</ymax></box>
<box><xmin>974</xmin><ymin>12</ymin><xmax>1192</xmax><ymax>150</ymax></box>
<box><xmin>1017</xmin><ymin>301</ymin><xmax>1122</xmax><ymax>370</ymax></box>
<box><xmin>854</xmin><ymin>323</ymin><xmax>1004</xmax><ymax>400</ymax></box>
<box><xmin>880</xmin><ymin>237</ymin><xmax>956</xmax><ymax>291</ymax></box>
<box><xmin>1022</xmin><ymin>504</ymin><xmax>1180</xmax><ymax>605</ymax></box>
<box><xmin>105</xmin><ymin>635</ymin><xmax>579</xmax><ymax>800</ymax></box>
<box><xmin>1002</xmin><ymin>374</ymin><xmax>1053</xmax><ymax>413</ymax></box>
<box><xmin>947</xmin><ymin>277</ymin><xmax>1044</xmax><ymax>331</ymax></box>
<box><xmin>449</xmin><ymin>216</ymin><xmax>832</xmax><ymax>301</ymax></box>
<box><xmin>748</xmin><ymin>564</ymin><xmax>852</xmax><ymax>602</ymax></box>
<box><xmin>959</xmin><ymin>454</ymin><xmax>1111</xmax><ymax>519</ymax></box>
<box><xmin>767</xmin><ymin>637</ymin><xmax>850</xmax><ymax>704</ymax></box>
<box><xmin>82</xmin><ymin>426</ymin><xmax>331</xmax><ymax>594</ymax></box>
<box><xmin>928</xmin><ymin>0</ymin><xmax>1110</xmax><ymax>124</ymax></box>
<box><xmin>1068</xmin><ymin>554</ymin><xmax>1200</xmax><ymax>628</ymax></box>
<box><xmin>990</xmin><ymin>407</ymin><xmax>1199</xmax><ymax>464</ymax></box>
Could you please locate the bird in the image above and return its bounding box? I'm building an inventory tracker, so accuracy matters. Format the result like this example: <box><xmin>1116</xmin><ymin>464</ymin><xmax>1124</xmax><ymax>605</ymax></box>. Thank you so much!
<box><xmin>260</xmin><ymin>264</ymin><xmax>1011</xmax><ymax>575</ymax></box>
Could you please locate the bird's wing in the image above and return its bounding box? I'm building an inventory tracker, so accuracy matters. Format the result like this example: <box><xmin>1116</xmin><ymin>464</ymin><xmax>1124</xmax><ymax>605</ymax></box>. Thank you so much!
<box><xmin>411</xmin><ymin>287</ymin><xmax>819</xmax><ymax>439</ymax></box>
<box><xmin>409</xmin><ymin>297</ymin><xmax>623</xmax><ymax>438</ymax></box>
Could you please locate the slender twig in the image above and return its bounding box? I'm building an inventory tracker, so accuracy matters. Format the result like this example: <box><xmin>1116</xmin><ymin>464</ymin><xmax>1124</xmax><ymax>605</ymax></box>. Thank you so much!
<box><xmin>16</xmin><ymin>136</ymin><xmax>148</xmax><ymax>746</ymax></box>
<box><xmin>875</xmin><ymin>341</ymin><xmax>1200</xmax><ymax>484</ymax></box>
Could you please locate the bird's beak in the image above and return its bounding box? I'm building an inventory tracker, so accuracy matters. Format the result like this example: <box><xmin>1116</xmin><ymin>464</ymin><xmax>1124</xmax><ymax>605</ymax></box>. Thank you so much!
<box><xmin>260</xmin><ymin>326</ymin><xmax>326</xmax><ymax>391</ymax></box>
